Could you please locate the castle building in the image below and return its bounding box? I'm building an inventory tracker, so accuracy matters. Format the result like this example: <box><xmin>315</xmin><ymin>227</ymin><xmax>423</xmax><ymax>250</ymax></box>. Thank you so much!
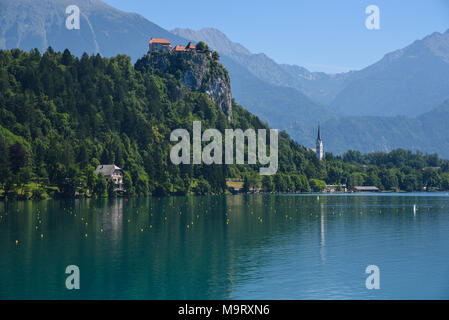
<box><xmin>173</xmin><ymin>45</ymin><xmax>187</xmax><ymax>52</ymax></box>
<box><xmin>185</xmin><ymin>42</ymin><xmax>196</xmax><ymax>51</ymax></box>
<box><xmin>149</xmin><ymin>38</ymin><xmax>172</xmax><ymax>52</ymax></box>
<box><xmin>148</xmin><ymin>38</ymin><xmax>215</xmax><ymax>57</ymax></box>
<box><xmin>316</xmin><ymin>124</ymin><xmax>324</xmax><ymax>160</ymax></box>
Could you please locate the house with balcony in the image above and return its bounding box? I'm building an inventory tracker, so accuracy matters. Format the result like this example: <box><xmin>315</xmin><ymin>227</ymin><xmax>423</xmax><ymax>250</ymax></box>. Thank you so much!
<box><xmin>95</xmin><ymin>165</ymin><xmax>125</xmax><ymax>192</ymax></box>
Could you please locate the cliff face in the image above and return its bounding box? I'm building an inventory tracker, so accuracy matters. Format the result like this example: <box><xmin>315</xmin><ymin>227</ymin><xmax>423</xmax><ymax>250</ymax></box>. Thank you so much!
<box><xmin>143</xmin><ymin>51</ymin><xmax>233</xmax><ymax>121</ymax></box>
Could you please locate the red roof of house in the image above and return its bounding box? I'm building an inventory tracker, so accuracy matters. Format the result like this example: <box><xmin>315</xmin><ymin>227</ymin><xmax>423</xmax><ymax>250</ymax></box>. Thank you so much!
<box><xmin>186</xmin><ymin>42</ymin><xmax>196</xmax><ymax>49</ymax></box>
<box><xmin>174</xmin><ymin>45</ymin><xmax>186</xmax><ymax>51</ymax></box>
<box><xmin>149</xmin><ymin>38</ymin><xmax>171</xmax><ymax>45</ymax></box>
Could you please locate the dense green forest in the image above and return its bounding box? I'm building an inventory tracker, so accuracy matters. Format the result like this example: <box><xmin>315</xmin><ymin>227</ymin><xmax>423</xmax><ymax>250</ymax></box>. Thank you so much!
<box><xmin>1</xmin><ymin>48</ymin><xmax>449</xmax><ymax>200</ymax></box>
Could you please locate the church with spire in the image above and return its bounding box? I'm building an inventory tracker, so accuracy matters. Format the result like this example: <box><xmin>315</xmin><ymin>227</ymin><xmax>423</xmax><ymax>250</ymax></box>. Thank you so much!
<box><xmin>316</xmin><ymin>124</ymin><xmax>324</xmax><ymax>160</ymax></box>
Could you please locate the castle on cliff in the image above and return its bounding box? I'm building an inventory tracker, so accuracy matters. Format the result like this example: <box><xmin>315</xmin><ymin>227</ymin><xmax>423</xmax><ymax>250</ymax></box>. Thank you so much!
<box><xmin>145</xmin><ymin>38</ymin><xmax>231</xmax><ymax>121</ymax></box>
<box><xmin>148</xmin><ymin>38</ymin><xmax>217</xmax><ymax>60</ymax></box>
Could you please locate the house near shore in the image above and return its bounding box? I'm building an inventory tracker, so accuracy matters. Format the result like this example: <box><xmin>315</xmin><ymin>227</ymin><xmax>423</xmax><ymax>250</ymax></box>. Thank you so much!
<box><xmin>95</xmin><ymin>165</ymin><xmax>125</xmax><ymax>192</ymax></box>
<box><xmin>351</xmin><ymin>186</ymin><xmax>380</xmax><ymax>193</ymax></box>
<box><xmin>226</xmin><ymin>180</ymin><xmax>244</xmax><ymax>194</ymax></box>
<box><xmin>326</xmin><ymin>184</ymin><xmax>347</xmax><ymax>193</ymax></box>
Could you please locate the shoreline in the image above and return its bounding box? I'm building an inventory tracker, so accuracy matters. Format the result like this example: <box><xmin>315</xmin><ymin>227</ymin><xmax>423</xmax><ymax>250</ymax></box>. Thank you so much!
<box><xmin>1</xmin><ymin>190</ymin><xmax>448</xmax><ymax>202</ymax></box>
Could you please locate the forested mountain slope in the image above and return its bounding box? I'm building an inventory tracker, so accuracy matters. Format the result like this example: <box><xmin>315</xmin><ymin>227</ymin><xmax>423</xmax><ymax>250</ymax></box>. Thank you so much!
<box><xmin>1</xmin><ymin>48</ymin><xmax>448</xmax><ymax>199</ymax></box>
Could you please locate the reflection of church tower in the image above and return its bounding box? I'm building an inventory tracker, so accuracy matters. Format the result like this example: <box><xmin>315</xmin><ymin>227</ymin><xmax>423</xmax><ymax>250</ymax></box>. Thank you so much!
<box><xmin>316</xmin><ymin>123</ymin><xmax>324</xmax><ymax>160</ymax></box>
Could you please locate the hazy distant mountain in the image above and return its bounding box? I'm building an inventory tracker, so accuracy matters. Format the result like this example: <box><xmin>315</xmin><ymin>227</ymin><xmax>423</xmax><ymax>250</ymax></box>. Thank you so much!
<box><xmin>172</xmin><ymin>27</ymin><xmax>358</xmax><ymax>107</ymax></box>
<box><xmin>172</xmin><ymin>27</ymin><xmax>308</xmax><ymax>92</ymax></box>
<box><xmin>279</xmin><ymin>64</ymin><xmax>352</xmax><ymax>105</ymax></box>
<box><xmin>173</xmin><ymin>27</ymin><xmax>449</xmax><ymax>158</ymax></box>
<box><xmin>332</xmin><ymin>30</ymin><xmax>449</xmax><ymax>117</ymax></box>
<box><xmin>171</xmin><ymin>27</ymin><xmax>333</xmax><ymax>144</ymax></box>
<box><xmin>318</xmin><ymin>100</ymin><xmax>449</xmax><ymax>158</ymax></box>
<box><xmin>174</xmin><ymin>27</ymin><xmax>449</xmax><ymax>118</ymax></box>
<box><xmin>220</xmin><ymin>55</ymin><xmax>335</xmax><ymax>145</ymax></box>
<box><xmin>171</xmin><ymin>27</ymin><xmax>251</xmax><ymax>57</ymax></box>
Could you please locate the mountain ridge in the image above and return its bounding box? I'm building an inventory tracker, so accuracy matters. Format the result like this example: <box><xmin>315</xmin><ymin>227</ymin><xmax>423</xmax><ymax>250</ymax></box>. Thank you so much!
<box><xmin>2</xmin><ymin>0</ymin><xmax>449</xmax><ymax>157</ymax></box>
<box><xmin>0</xmin><ymin>0</ymin><xmax>189</xmax><ymax>60</ymax></box>
<box><xmin>331</xmin><ymin>29</ymin><xmax>449</xmax><ymax>117</ymax></box>
<box><xmin>172</xmin><ymin>27</ymin><xmax>449</xmax><ymax>157</ymax></box>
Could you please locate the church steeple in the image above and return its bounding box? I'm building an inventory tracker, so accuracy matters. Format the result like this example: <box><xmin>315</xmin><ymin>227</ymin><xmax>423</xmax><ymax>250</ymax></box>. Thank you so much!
<box><xmin>317</xmin><ymin>123</ymin><xmax>321</xmax><ymax>141</ymax></box>
<box><xmin>316</xmin><ymin>123</ymin><xmax>324</xmax><ymax>160</ymax></box>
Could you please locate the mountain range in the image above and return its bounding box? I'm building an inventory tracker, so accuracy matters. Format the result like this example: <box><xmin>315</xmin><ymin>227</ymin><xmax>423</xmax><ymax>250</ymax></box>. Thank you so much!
<box><xmin>171</xmin><ymin>27</ymin><xmax>449</xmax><ymax>159</ymax></box>
<box><xmin>2</xmin><ymin>0</ymin><xmax>449</xmax><ymax>157</ymax></box>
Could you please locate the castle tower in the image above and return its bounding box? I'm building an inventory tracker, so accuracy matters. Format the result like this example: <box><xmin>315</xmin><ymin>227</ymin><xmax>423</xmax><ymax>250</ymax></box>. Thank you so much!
<box><xmin>316</xmin><ymin>123</ymin><xmax>324</xmax><ymax>160</ymax></box>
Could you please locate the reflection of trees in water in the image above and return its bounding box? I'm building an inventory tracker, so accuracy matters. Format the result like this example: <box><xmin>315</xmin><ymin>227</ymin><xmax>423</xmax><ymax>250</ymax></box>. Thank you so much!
<box><xmin>1</xmin><ymin>194</ymin><xmax>446</xmax><ymax>299</ymax></box>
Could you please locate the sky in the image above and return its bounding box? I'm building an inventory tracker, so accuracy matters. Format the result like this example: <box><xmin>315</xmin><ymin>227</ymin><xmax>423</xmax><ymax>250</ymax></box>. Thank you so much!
<box><xmin>103</xmin><ymin>0</ymin><xmax>449</xmax><ymax>73</ymax></box>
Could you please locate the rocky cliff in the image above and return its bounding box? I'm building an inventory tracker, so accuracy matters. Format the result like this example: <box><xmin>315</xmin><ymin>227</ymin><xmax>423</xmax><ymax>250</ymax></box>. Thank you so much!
<box><xmin>141</xmin><ymin>51</ymin><xmax>233</xmax><ymax>121</ymax></box>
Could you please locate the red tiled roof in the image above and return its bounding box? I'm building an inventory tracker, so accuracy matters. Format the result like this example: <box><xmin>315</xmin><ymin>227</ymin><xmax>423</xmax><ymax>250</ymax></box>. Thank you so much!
<box><xmin>149</xmin><ymin>38</ymin><xmax>171</xmax><ymax>45</ymax></box>
<box><xmin>174</xmin><ymin>45</ymin><xmax>186</xmax><ymax>51</ymax></box>
<box><xmin>186</xmin><ymin>42</ymin><xmax>196</xmax><ymax>49</ymax></box>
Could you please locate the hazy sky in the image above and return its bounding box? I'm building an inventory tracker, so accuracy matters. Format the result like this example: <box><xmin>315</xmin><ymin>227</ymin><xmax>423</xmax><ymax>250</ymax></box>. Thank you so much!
<box><xmin>103</xmin><ymin>0</ymin><xmax>449</xmax><ymax>73</ymax></box>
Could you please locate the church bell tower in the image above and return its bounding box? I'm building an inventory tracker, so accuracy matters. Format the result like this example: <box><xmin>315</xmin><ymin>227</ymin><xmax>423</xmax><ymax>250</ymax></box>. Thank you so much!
<box><xmin>316</xmin><ymin>123</ymin><xmax>324</xmax><ymax>160</ymax></box>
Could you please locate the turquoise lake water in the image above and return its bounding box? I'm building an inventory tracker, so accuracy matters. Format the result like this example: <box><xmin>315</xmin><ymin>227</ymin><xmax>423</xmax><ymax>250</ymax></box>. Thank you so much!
<box><xmin>0</xmin><ymin>193</ymin><xmax>448</xmax><ymax>300</ymax></box>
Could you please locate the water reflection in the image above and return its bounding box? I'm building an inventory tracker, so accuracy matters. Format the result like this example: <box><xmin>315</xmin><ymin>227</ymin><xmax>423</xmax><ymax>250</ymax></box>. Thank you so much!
<box><xmin>320</xmin><ymin>203</ymin><xmax>326</xmax><ymax>262</ymax></box>
<box><xmin>0</xmin><ymin>194</ymin><xmax>448</xmax><ymax>299</ymax></box>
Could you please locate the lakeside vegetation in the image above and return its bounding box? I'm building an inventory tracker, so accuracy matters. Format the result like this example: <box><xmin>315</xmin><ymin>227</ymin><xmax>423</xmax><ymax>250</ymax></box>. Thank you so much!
<box><xmin>1</xmin><ymin>48</ymin><xmax>449</xmax><ymax>200</ymax></box>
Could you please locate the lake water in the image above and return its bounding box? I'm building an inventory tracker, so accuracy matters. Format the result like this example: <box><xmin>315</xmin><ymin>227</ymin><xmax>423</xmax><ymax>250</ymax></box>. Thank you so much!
<box><xmin>0</xmin><ymin>193</ymin><xmax>448</xmax><ymax>300</ymax></box>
